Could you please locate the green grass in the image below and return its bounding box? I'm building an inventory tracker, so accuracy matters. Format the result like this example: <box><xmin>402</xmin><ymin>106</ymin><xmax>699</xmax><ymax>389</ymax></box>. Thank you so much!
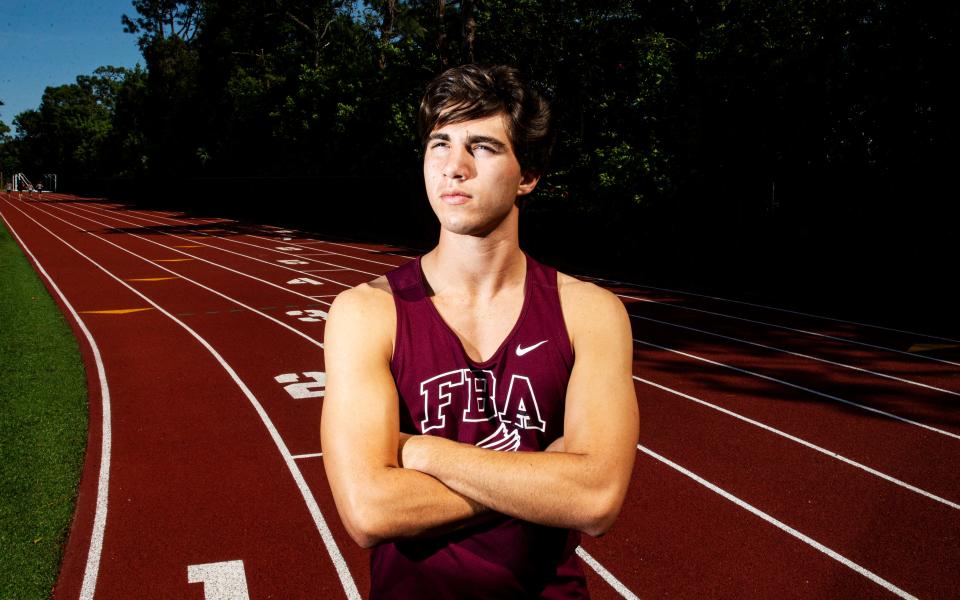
<box><xmin>0</xmin><ymin>217</ymin><xmax>88</xmax><ymax>599</ymax></box>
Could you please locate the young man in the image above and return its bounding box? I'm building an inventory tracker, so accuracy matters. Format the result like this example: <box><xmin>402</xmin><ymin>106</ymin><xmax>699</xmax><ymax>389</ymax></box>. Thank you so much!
<box><xmin>321</xmin><ymin>64</ymin><xmax>638</xmax><ymax>599</ymax></box>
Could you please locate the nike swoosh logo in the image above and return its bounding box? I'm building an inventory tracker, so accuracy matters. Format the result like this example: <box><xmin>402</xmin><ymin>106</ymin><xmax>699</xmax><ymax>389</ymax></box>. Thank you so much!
<box><xmin>516</xmin><ymin>340</ymin><xmax>548</xmax><ymax>357</ymax></box>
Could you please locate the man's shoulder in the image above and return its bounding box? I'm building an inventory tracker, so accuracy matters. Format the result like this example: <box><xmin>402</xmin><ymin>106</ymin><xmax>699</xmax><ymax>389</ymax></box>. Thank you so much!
<box><xmin>328</xmin><ymin>277</ymin><xmax>396</xmax><ymax>328</ymax></box>
<box><xmin>556</xmin><ymin>272</ymin><xmax>622</xmax><ymax>312</ymax></box>
<box><xmin>555</xmin><ymin>272</ymin><xmax>629</xmax><ymax>345</ymax></box>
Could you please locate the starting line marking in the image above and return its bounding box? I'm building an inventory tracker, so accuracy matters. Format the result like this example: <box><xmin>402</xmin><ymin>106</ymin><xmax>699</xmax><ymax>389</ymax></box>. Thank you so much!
<box><xmin>292</xmin><ymin>452</ymin><xmax>324</xmax><ymax>460</ymax></box>
<box><xmin>126</xmin><ymin>277</ymin><xmax>177</xmax><ymax>282</ymax></box>
<box><xmin>80</xmin><ymin>308</ymin><xmax>154</xmax><ymax>315</ymax></box>
<box><xmin>909</xmin><ymin>343</ymin><xmax>960</xmax><ymax>353</ymax></box>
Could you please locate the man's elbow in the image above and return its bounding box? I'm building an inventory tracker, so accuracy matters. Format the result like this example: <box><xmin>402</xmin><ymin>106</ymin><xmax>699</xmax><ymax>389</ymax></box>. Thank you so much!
<box><xmin>341</xmin><ymin>499</ymin><xmax>390</xmax><ymax>549</ymax></box>
<box><xmin>579</xmin><ymin>487</ymin><xmax>627</xmax><ymax>538</ymax></box>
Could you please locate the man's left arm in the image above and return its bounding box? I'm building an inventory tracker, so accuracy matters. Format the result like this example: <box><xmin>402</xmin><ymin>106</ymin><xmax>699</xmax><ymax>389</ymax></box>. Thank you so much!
<box><xmin>401</xmin><ymin>281</ymin><xmax>639</xmax><ymax>537</ymax></box>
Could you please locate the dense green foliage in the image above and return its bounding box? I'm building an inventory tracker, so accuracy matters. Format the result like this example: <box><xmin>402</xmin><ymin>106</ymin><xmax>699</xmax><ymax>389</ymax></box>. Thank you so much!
<box><xmin>1</xmin><ymin>1</ymin><xmax>957</xmax><ymax>284</ymax></box>
<box><xmin>0</xmin><ymin>218</ymin><xmax>88</xmax><ymax>598</ymax></box>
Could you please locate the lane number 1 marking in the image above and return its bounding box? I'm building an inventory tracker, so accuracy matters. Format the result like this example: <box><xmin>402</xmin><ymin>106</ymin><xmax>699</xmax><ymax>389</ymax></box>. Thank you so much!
<box><xmin>277</xmin><ymin>259</ymin><xmax>309</xmax><ymax>265</ymax></box>
<box><xmin>286</xmin><ymin>277</ymin><xmax>323</xmax><ymax>285</ymax></box>
<box><xmin>276</xmin><ymin>246</ymin><xmax>301</xmax><ymax>251</ymax></box>
<box><xmin>187</xmin><ymin>560</ymin><xmax>250</xmax><ymax>600</ymax></box>
<box><xmin>275</xmin><ymin>372</ymin><xmax>326</xmax><ymax>398</ymax></box>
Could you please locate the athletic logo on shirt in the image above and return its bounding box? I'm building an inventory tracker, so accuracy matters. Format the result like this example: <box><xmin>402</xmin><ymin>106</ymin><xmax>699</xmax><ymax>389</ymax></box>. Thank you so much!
<box><xmin>419</xmin><ymin>369</ymin><xmax>546</xmax><ymax>441</ymax></box>
<box><xmin>515</xmin><ymin>340</ymin><xmax>548</xmax><ymax>356</ymax></box>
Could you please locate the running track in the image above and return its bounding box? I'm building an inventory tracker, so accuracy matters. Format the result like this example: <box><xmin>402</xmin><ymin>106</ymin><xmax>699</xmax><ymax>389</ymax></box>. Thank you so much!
<box><xmin>2</xmin><ymin>192</ymin><xmax>958</xmax><ymax>599</ymax></box>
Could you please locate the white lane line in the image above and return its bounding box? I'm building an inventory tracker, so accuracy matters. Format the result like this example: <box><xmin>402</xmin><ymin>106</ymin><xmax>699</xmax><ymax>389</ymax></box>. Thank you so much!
<box><xmin>575</xmin><ymin>546</ymin><xmax>640</xmax><ymax>599</ymax></box>
<box><xmin>243</xmin><ymin>234</ymin><xmax>403</xmax><ymax>269</ymax></box>
<box><xmin>75</xmin><ymin>203</ymin><xmax>392</xmax><ymax>276</ymax></box>
<box><xmin>587</xmin><ymin>275</ymin><xmax>960</xmax><ymax>345</ymax></box>
<box><xmin>62</xmin><ymin>202</ymin><xmax>363</xmax><ymax>290</ymax></box>
<box><xmin>638</xmin><ymin>444</ymin><xmax>918</xmax><ymax>599</ymax></box>
<box><xmin>635</xmin><ymin>338</ymin><xmax>960</xmax><ymax>441</ymax></box>
<box><xmin>620</xmin><ymin>292</ymin><xmax>960</xmax><ymax>366</ymax></box>
<box><xmin>320</xmin><ymin>240</ymin><xmax>418</xmax><ymax>264</ymax></box>
<box><xmin>630</xmin><ymin>312</ymin><xmax>960</xmax><ymax>398</ymax></box>
<box><xmin>292</xmin><ymin>452</ymin><xmax>324</xmax><ymax>460</ymax></box>
<box><xmin>0</xmin><ymin>205</ymin><xmax>113</xmax><ymax>600</ymax></box>
<box><xmin>8</xmin><ymin>199</ymin><xmax>360</xmax><ymax>599</ymax></box>
<box><xmin>43</xmin><ymin>203</ymin><xmax>337</xmax><ymax>304</ymax></box>
<box><xmin>28</xmin><ymin>203</ymin><xmax>325</xmax><ymax>349</ymax></box>
<box><xmin>634</xmin><ymin>375</ymin><xmax>960</xmax><ymax>510</ymax></box>
<box><xmin>137</xmin><ymin>209</ymin><xmax>413</xmax><ymax>268</ymax></box>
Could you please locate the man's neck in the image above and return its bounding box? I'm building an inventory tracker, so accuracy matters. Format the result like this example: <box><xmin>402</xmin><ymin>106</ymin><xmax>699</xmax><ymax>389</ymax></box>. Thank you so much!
<box><xmin>423</xmin><ymin>216</ymin><xmax>526</xmax><ymax>301</ymax></box>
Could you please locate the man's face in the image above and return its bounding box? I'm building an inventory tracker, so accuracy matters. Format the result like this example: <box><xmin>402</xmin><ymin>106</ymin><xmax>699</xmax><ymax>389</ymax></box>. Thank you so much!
<box><xmin>423</xmin><ymin>113</ymin><xmax>539</xmax><ymax>237</ymax></box>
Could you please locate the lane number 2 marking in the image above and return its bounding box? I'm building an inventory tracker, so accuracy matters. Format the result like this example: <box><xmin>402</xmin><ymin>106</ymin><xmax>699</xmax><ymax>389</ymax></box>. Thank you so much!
<box><xmin>277</xmin><ymin>259</ymin><xmax>309</xmax><ymax>265</ymax></box>
<box><xmin>276</xmin><ymin>246</ymin><xmax>301</xmax><ymax>251</ymax></box>
<box><xmin>286</xmin><ymin>277</ymin><xmax>323</xmax><ymax>285</ymax></box>
<box><xmin>286</xmin><ymin>309</ymin><xmax>327</xmax><ymax>322</ymax></box>
<box><xmin>275</xmin><ymin>372</ymin><xmax>326</xmax><ymax>398</ymax></box>
<box><xmin>187</xmin><ymin>560</ymin><xmax>250</xmax><ymax>600</ymax></box>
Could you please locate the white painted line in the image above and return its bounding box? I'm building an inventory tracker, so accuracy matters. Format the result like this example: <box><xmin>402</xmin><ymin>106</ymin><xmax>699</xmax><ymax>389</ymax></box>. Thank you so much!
<box><xmin>65</xmin><ymin>203</ymin><xmax>364</xmax><ymax>289</ymax></box>
<box><xmin>629</xmin><ymin>312</ymin><xmax>960</xmax><ymax>398</ymax></box>
<box><xmin>588</xmin><ymin>275</ymin><xmax>960</xmax><ymax>345</ymax></box>
<box><xmin>239</xmin><ymin>234</ymin><xmax>404</xmax><ymax>268</ymax></box>
<box><xmin>30</xmin><ymin>203</ymin><xmax>325</xmax><ymax>349</ymax></box>
<box><xmin>45</xmin><ymin>203</ymin><xmax>336</xmax><ymax>306</ymax></box>
<box><xmin>8</xmin><ymin>200</ymin><xmax>360</xmax><ymax>599</ymax></box>
<box><xmin>633</xmin><ymin>375</ymin><xmax>960</xmax><ymax>510</ymax></box>
<box><xmin>575</xmin><ymin>546</ymin><xmax>640</xmax><ymax>599</ymax></box>
<box><xmin>638</xmin><ymin>444</ymin><xmax>918</xmax><ymax>599</ymax></box>
<box><xmin>292</xmin><ymin>452</ymin><xmax>324</xmax><ymax>460</ymax></box>
<box><xmin>0</xmin><ymin>205</ymin><xmax>113</xmax><ymax>600</ymax></box>
<box><xmin>620</xmin><ymin>293</ymin><xmax>960</xmax><ymax>368</ymax></box>
<box><xmin>321</xmin><ymin>240</ymin><xmax>416</xmax><ymax>264</ymax></box>
<box><xmin>305</xmin><ymin>268</ymin><xmax>347</xmax><ymax>273</ymax></box>
<box><xmin>635</xmin><ymin>338</ymin><xmax>960</xmax><ymax>441</ymax></box>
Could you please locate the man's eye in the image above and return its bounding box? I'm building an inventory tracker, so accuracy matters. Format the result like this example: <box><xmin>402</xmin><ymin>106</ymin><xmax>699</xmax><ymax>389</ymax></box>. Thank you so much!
<box><xmin>474</xmin><ymin>144</ymin><xmax>496</xmax><ymax>153</ymax></box>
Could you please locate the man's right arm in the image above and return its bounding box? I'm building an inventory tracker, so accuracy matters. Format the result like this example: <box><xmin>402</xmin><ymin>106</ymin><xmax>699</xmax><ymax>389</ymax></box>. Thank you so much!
<box><xmin>320</xmin><ymin>282</ymin><xmax>488</xmax><ymax>548</ymax></box>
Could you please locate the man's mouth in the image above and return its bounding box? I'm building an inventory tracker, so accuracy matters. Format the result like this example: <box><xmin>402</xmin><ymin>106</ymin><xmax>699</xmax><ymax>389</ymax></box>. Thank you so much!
<box><xmin>440</xmin><ymin>191</ymin><xmax>472</xmax><ymax>205</ymax></box>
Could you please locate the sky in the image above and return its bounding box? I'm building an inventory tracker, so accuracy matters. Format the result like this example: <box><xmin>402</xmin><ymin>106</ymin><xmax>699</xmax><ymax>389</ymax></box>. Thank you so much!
<box><xmin>0</xmin><ymin>1</ymin><xmax>142</xmax><ymax>132</ymax></box>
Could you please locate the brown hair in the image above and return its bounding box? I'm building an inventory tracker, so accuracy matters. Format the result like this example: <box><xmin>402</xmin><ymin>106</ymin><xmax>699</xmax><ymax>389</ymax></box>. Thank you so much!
<box><xmin>418</xmin><ymin>64</ymin><xmax>553</xmax><ymax>178</ymax></box>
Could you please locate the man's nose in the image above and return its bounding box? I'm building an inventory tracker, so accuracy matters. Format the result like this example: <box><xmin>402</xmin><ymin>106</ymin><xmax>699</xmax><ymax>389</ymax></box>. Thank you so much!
<box><xmin>443</xmin><ymin>145</ymin><xmax>473</xmax><ymax>180</ymax></box>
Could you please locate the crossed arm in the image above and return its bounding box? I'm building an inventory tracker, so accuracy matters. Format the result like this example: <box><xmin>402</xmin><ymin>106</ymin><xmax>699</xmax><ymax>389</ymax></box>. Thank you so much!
<box><xmin>320</xmin><ymin>277</ymin><xmax>638</xmax><ymax>548</ymax></box>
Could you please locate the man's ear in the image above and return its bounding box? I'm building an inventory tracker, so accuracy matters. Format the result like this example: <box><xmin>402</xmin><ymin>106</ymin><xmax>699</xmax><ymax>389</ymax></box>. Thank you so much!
<box><xmin>516</xmin><ymin>171</ymin><xmax>540</xmax><ymax>197</ymax></box>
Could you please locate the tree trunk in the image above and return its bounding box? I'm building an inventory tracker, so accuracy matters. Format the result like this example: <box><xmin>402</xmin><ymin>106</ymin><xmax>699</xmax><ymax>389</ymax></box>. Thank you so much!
<box><xmin>378</xmin><ymin>0</ymin><xmax>398</xmax><ymax>70</ymax></box>
<box><xmin>438</xmin><ymin>0</ymin><xmax>448</xmax><ymax>70</ymax></box>
<box><xmin>462</xmin><ymin>0</ymin><xmax>476</xmax><ymax>63</ymax></box>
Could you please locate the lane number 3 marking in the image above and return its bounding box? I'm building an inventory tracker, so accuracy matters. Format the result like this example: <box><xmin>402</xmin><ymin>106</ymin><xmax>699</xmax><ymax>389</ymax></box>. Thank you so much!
<box><xmin>188</xmin><ymin>560</ymin><xmax>250</xmax><ymax>600</ymax></box>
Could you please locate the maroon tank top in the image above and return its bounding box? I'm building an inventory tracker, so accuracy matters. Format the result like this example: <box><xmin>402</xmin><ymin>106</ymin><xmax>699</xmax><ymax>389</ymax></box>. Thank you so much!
<box><xmin>372</xmin><ymin>253</ymin><xmax>588</xmax><ymax>599</ymax></box>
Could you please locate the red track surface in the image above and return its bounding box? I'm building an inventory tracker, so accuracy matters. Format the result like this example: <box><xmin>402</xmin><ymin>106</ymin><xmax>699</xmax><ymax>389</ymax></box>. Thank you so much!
<box><xmin>2</xmin><ymin>192</ymin><xmax>958</xmax><ymax>599</ymax></box>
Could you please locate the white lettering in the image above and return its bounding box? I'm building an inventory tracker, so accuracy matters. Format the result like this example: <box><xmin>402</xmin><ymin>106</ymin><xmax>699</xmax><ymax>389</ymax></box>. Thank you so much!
<box><xmin>500</xmin><ymin>375</ymin><xmax>546</xmax><ymax>431</ymax></box>
<box><xmin>419</xmin><ymin>370</ymin><xmax>464</xmax><ymax>432</ymax></box>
